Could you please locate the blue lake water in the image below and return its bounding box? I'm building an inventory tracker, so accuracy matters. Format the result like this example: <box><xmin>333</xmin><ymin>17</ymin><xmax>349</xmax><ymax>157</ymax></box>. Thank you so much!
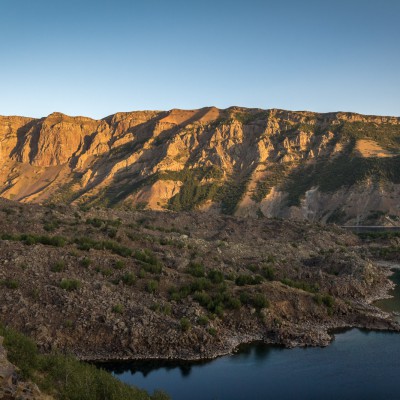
<box><xmin>107</xmin><ymin>270</ymin><xmax>400</xmax><ymax>400</ymax></box>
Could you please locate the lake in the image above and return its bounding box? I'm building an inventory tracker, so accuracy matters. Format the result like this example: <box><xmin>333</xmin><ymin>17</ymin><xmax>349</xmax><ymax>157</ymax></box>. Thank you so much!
<box><xmin>106</xmin><ymin>270</ymin><xmax>400</xmax><ymax>400</ymax></box>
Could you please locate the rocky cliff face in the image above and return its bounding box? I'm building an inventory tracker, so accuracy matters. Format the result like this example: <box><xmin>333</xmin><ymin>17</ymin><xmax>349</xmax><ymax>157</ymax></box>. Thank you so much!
<box><xmin>1</xmin><ymin>107</ymin><xmax>400</xmax><ymax>224</ymax></box>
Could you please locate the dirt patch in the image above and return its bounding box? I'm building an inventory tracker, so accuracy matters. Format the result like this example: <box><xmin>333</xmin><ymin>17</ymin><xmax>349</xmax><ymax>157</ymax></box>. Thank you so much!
<box><xmin>355</xmin><ymin>139</ymin><xmax>394</xmax><ymax>158</ymax></box>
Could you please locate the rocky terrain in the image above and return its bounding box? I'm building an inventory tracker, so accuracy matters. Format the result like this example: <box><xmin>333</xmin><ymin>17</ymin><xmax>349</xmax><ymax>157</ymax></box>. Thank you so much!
<box><xmin>1</xmin><ymin>107</ymin><xmax>400</xmax><ymax>224</ymax></box>
<box><xmin>0</xmin><ymin>198</ymin><xmax>397</xmax><ymax>362</ymax></box>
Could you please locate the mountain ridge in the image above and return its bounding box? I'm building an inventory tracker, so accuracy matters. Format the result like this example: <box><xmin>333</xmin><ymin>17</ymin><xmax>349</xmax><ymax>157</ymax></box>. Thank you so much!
<box><xmin>1</xmin><ymin>107</ymin><xmax>400</xmax><ymax>224</ymax></box>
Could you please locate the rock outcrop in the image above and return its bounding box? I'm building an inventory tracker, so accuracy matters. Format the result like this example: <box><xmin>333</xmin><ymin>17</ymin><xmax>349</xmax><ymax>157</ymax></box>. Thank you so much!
<box><xmin>1</xmin><ymin>107</ymin><xmax>400</xmax><ymax>224</ymax></box>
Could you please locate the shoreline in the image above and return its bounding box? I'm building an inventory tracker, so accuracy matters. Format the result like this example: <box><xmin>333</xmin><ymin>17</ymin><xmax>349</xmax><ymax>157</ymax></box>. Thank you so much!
<box><xmin>84</xmin><ymin>264</ymin><xmax>400</xmax><ymax>364</ymax></box>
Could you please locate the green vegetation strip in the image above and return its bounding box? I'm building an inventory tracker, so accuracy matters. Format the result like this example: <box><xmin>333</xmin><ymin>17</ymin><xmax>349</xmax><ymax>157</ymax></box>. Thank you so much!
<box><xmin>0</xmin><ymin>324</ymin><xmax>169</xmax><ymax>400</ymax></box>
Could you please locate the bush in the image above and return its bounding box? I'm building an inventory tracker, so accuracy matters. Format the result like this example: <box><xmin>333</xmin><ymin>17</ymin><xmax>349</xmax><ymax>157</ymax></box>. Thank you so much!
<box><xmin>1</xmin><ymin>233</ymin><xmax>67</xmax><ymax>247</ymax></box>
<box><xmin>134</xmin><ymin>249</ymin><xmax>162</xmax><ymax>273</ymax></box>
<box><xmin>224</xmin><ymin>296</ymin><xmax>242</xmax><ymax>310</ymax></box>
<box><xmin>146</xmin><ymin>280</ymin><xmax>159</xmax><ymax>294</ymax></box>
<box><xmin>190</xmin><ymin>278</ymin><xmax>212</xmax><ymax>292</ymax></box>
<box><xmin>261</xmin><ymin>266</ymin><xmax>275</xmax><ymax>281</ymax></box>
<box><xmin>51</xmin><ymin>261</ymin><xmax>66</xmax><ymax>272</ymax></box>
<box><xmin>235</xmin><ymin>274</ymin><xmax>263</xmax><ymax>286</ymax></box>
<box><xmin>252</xmin><ymin>293</ymin><xmax>269</xmax><ymax>309</ymax></box>
<box><xmin>81</xmin><ymin>257</ymin><xmax>91</xmax><ymax>268</ymax></box>
<box><xmin>75</xmin><ymin>238</ymin><xmax>132</xmax><ymax>257</ymax></box>
<box><xmin>197</xmin><ymin>315</ymin><xmax>209</xmax><ymax>326</ymax></box>
<box><xmin>186</xmin><ymin>262</ymin><xmax>205</xmax><ymax>277</ymax></box>
<box><xmin>323</xmin><ymin>294</ymin><xmax>334</xmax><ymax>308</ymax></box>
<box><xmin>239</xmin><ymin>291</ymin><xmax>251</xmax><ymax>304</ymax></box>
<box><xmin>150</xmin><ymin>302</ymin><xmax>172</xmax><ymax>316</ymax></box>
<box><xmin>114</xmin><ymin>260</ymin><xmax>125</xmax><ymax>270</ymax></box>
<box><xmin>112</xmin><ymin>304</ymin><xmax>124</xmax><ymax>314</ymax></box>
<box><xmin>207</xmin><ymin>327</ymin><xmax>217</xmax><ymax>336</ymax></box>
<box><xmin>207</xmin><ymin>269</ymin><xmax>224</xmax><ymax>284</ymax></box>
<box><xmin>193</xmin><ymin>291</ymin><xmax>212</xmax><ymax>307</ymax></box>
<box><xmin>180</xmin><ymin>317</ymin><xmax>191</xmax><ymax>332</ymax></box>
<box><xmin>121</xmin><ymin>273</ymin><xmax>136</xmax><ymax>286</ymax></box>
<box><xmin>2</xmin><ymin>279</ymin><xmax>19</xmax><ymax>289</ymax></box>
<box><xmin>281</xmin><ymin>278</ymin><xmax>319</xmax><ymax>293</ymax></box>
<box><xmin>59</xmin><ymin>278</ymin><xmax>81</xmax><ymax>291</ymax></box>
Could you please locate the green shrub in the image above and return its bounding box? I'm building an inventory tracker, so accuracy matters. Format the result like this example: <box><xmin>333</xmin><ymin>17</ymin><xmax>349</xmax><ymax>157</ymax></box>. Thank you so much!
<box><xmin>59</xmin><ymin>278</ymin><xmax>81</xmax><ymax>291</ymax></box>
<box><xmin>75</xmin><ymin>237</ymin><xmax>132</xmax><ymax>257</ymax></box>
<box><xmin>151</xmin><ymin>303</ymin><xmax>172</xmax><ymax>316</ymax></box>
<box><xmin>207</xmin><ymin>269</ymin><xmax>224</xmax><ymax>284</ymax></box>
<box><xmin>190</xmin><ymin>278</ymin><xmax>212</xmax><ymax>292</ymax></box>
<box><xmin>100</xmin><ymin>268</ymin><xmax>113</xmax><ymax>277</ymax></box>
<box><xmin>81</xmin><ymin>257</ymin><xmax>91</xmax><ymax>268</ymax></box>
<box><xmin>134</xmin><ymin>249</ymin><xmax>162</xmax><ymax>273</ymax></box>
<box><xmin>197</xmin><ymin>315</ymin><xmax>209</xmax><ymax>326</ymax></box>
<box><xmin>146</xmin><ymin>280</ymin><xmax>159</xmax><ymax>294</ymax></box>
<box><xmin>281</xmin><ymin>278</ymin><xmax>319</xmax><ymax>293</ymax></box>
<box><xmin>43</xmin><ymin>220</ymin><xmax>60</xmax><ymax>232</ymax></box>
<box><xmin>112</xmin><ymin>304</ymin><xmax>124</xmax><ymax>314</ymax></box>
<box><xmin>51</xmin><ymin>261</ymin><xmax>66</xmax><ymax>272</ymax></box>
<box><xmin>235</xmin><ymin>274</ymin><xmax>263</xmax><ymax>286</ymax></box>
<box><xmin>261</xmin><ymin>266</ymin><xmax>275</xmax><ymax>281</ymax></box>
<box><xmin>180</xmin><ymin>317</ymin><xmax>191</xmax><ymax>332</ymax></box>
<box><xmin>1</xmin><ymin>233</ymin><xmax>67</xmax><ymax>247</ymax></box>
<box><xmin>207</xmin><ymin>327</ymin><xmax>217</xmax><ymax>336</ymax></box>
<box><xmin>252</xmin><ymin>293</ymin><xmax>269</xmax><ymax>309</ymax></box>
<box><xmin>239</xmin><ymin>291</ymin><xmax>251</xmax><ymax>304</ymax></box>
<box><xmin>114</xmin><ymin>260</ymin><xmax>125</xmax><ymax>270</ymax></box>
<box><xmin>2</xmin><ymin>279</ymin><xmax>19</xmax><ymax>289</ymax></box>
<box><xmin>186</xmin><ymin>262</ymin><xmax>205</xmax><ymax>277</ymax></box>
<box><xmin>322</xmin><ymin>294</ymin><xmax>334</xmax><ymax>308</ymax></box>
<box><xmin>121</xmin><ymin>273</ymin><xmax>136</xmax><ymax>286</ymax></box>
<box><xmin>193</xmin><ymin>291</ymin><xmax>212</xmax><ymax>307</ymax></box>
<box><xmin>224</xmin><ymin>296</ymin><xmax>242</xmax><ymax>310</ymax></box>
<box><xmin>86</xmin><ymin>217</ymin><xmax>103</xmax><ymax>228</ymax></box>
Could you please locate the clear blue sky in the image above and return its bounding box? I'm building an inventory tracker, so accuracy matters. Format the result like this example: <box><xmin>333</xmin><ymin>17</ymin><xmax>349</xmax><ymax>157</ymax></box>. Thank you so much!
<box><xmin>1</xmin><ymin>0</ymin><xmax>399</xmax><ymax>119</ymax></box>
